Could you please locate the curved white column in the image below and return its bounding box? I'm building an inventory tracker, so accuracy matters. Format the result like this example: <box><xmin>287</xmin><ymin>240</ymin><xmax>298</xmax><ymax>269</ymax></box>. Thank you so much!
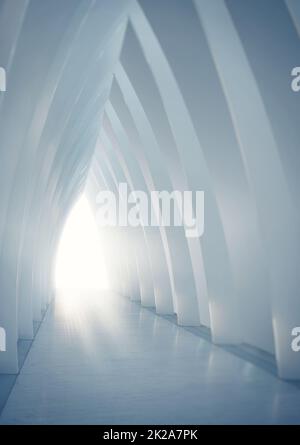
<box><xmin>195</xmin><ymin>0</ymin><xmax>300</xmax><ymax>378</ymax></box>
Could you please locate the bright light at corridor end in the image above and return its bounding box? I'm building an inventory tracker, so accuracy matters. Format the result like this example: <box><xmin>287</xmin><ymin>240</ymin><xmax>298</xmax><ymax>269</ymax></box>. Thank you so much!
<box><xmin>54</xmin><ymin>195</ymin><xmax>109</xmax><ymax>292</ymax></box>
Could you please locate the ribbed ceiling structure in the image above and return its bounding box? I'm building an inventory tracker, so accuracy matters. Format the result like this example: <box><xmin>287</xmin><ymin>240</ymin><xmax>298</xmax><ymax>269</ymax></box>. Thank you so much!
<box><xmin>0</xmin><ymin>0</ymin><xmax>300</xmax><ymax>381</ymax></box>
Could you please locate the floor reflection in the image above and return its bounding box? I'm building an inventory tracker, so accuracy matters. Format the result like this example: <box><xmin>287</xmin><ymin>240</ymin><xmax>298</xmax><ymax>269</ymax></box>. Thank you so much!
<box><xmin>1</xmin><ymin>291</ymin><xmax>300</xmax><ymax>424</ymax></box>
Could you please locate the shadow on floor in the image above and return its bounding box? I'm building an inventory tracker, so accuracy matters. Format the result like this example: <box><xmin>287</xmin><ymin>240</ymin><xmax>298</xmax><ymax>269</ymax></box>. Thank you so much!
<box><xmin>0</xmin><ymin>314</ymin><xmax>47</xmax><ymax>415</ymax></box>
<box><xmin>143</xmin><ymin>305</ymin><xmax>300</xmax><ymax>389</ymax></box>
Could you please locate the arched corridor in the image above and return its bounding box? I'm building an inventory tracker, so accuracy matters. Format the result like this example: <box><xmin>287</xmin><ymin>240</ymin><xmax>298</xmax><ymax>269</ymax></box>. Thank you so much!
<box><xmin>0</xmin><ymin>0</ymin><xmax>300</xmax><ymax>426</ymax></box>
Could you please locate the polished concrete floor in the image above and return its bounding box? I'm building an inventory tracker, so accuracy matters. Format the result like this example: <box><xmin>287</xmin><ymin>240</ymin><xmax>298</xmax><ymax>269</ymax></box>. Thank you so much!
<box><xmin>1</xmin><ymin>290</ymin><xmax>300</xmax><ymax>425</ymax></box>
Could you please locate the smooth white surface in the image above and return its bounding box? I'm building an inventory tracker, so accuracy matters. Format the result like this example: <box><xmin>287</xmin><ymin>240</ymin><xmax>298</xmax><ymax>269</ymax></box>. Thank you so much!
<box><xmin>1</xmin><ymin>291</ymin><xmax>300</xmax><ymax>425</ymax></box>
